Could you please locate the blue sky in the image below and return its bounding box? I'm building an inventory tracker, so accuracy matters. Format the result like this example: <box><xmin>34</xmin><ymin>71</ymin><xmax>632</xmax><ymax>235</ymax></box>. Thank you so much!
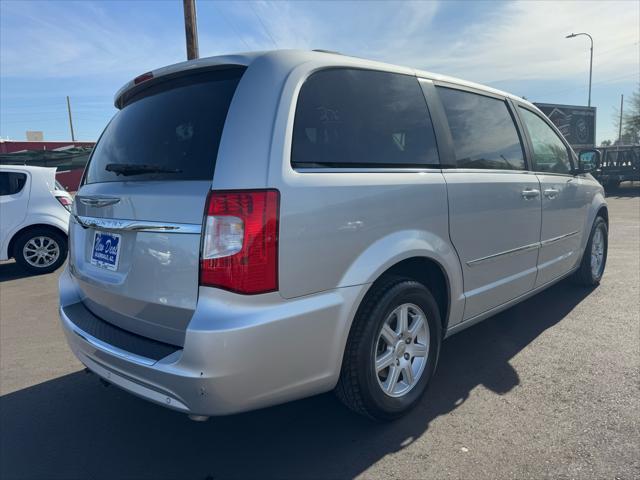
<box><xmin>1</xmin><ymin>0</ymin><xmax>638</xmax><ymax>144</ymax></box>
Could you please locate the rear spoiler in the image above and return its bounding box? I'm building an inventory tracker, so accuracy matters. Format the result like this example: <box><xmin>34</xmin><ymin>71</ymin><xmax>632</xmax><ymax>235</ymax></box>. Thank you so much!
<box><xmin>114</xmin><ymin>53</ymin><xmax>257</xmax><ymax>109</ymax></box>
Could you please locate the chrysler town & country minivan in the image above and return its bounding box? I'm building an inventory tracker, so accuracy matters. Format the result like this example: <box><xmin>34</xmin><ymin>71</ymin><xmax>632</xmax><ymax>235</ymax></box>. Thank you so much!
<box><xmin>59</xmin><ymin>50</ymin><xmax>608</xmax><ymax>420</ymax></box>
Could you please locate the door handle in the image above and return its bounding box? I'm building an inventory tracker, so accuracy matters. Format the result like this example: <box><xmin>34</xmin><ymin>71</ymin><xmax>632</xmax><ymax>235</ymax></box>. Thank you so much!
<box><xmin>543</xmin><ymin>188</ymin><xmax>560</xmax><ymax>199</ymax></box>
<box><xmin>521</xmin><ymin>188</ymin><xmax>540</xmax><ymax>200</ymax></box>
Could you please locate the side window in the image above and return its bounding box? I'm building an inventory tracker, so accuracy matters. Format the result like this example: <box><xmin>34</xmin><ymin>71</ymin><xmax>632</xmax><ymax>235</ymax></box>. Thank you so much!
<box><xmin>518</xmin><ymin>107</ymin><xmax>573</xmax><ymax>174</ymax></box>
<box><xmin>0</xmin><ymin>172</ymin><xmax>27</xmax><ymax>196</ymax></box>
<box><xmin>291</xmin><ymin>68</ymin><xmax>439</xmax><ymax>168</ymax></box>
<box><xmin>437</xmin><ymin>87</ymin><xmax>525</xmax><ymax>170</ymax></box>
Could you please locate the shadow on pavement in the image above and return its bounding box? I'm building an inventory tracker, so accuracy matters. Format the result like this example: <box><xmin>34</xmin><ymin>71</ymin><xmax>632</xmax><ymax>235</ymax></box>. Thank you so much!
<box><xmin>605</xmin><ymin>182</ymin><xmax>640</xmax><ymax>198</ymax></box>
<box><xmin>0</xmin><ymin>261</ymin><xmax>35</xmax><ymax>282</ymax></box>
<box><xmin>0</xmin><ymin>261</ymin><xmax>65</xmax><ymax>282</ymax></box>
<box><xmin>0</xmin><ymin>279</ymin><xmax>594</xmax><ymax>480</ymax></box>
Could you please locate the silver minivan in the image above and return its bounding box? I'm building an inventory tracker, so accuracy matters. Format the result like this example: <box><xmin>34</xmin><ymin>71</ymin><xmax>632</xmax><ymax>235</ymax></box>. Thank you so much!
<box><xmin>59</xmin><ymin>50</ymin><xmax>608</xmax><ymax>421</ymax></box>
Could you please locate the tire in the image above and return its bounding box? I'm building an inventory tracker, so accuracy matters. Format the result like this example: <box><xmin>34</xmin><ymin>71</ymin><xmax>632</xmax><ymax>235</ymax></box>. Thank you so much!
<box><xmin>336</xmin><ymin>277</ymin><xmax>442</xmax><ymax>421</ymax></box>
<box><xmin>573</xmin><ymin>216</ymin><xmax>608</xmax><ymax>286</ymax></box>
<box><xmin>13</xmin><ymin>228</ymin><xmax>68</xmax><ymax>274</ymax></box>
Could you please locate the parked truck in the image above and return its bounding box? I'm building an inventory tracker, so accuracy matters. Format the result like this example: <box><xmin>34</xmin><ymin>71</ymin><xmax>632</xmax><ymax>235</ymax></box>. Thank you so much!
<box><xmin>581</xmin><ymin>145</ymin><xmax>639</xmax><ymax>191</ymax></box>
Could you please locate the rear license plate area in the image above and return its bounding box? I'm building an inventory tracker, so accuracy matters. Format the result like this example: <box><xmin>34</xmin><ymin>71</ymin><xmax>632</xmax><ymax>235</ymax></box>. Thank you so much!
<box><xmin>91</xmin><ymin>231</ymin><xmax>121</xmax><ymax>271</ymax></box>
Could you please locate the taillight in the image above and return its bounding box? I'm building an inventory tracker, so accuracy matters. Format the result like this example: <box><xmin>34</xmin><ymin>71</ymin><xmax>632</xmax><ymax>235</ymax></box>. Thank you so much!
<box><xmin>200</xmin><ymin>190</ymin><xmax>279</xmax><ymax>294</ymax></box>
<box><xmin>134</xmin><ymin>71</ymin><xmax>154</xmax><ymax>84</ymax></box>
<box><xmin>56</xmin><ymin>195</ymin><xmax>72</xmax><ymax>211</ymax></box>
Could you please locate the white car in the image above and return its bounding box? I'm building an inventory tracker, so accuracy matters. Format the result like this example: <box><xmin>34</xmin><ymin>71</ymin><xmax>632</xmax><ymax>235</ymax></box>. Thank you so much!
<box><xmin>1</xmin><ymin>165</ymin><xmax>72</xmax><ymax>273</ymax></box>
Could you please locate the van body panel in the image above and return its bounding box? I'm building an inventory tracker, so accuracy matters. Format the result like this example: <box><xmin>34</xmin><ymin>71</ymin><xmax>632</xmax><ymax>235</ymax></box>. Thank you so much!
<box><xmin>534</xmin><ymin>174</ymin><xmax>590</xmax><ymax>286</ymax></box>
<box><xmin>443</xmin><ymin>171</ymin><xmax>542</xmax><ymax>319</ymax></box>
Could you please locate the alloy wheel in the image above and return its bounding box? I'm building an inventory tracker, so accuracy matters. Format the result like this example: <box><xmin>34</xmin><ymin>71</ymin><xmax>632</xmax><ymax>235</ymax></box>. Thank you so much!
<box><xmin>374</xmin><ymin>303</ymin><xmax>430</xmax><ymax>398</ymax></box>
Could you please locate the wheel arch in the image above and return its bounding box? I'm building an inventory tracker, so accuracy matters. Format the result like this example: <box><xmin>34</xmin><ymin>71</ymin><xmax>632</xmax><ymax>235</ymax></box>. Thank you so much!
<box><xmin>7</xmin><ymin>223</ymin><xmax>68</xmax><ymax>259</ymax></box>
<box><xmin>596</xmin><ymin>204</ymin><xmax>609</xmax><ymax>224</ymax></box>
<box><xmin>357</xmin><ymin>256</ymin><xmax>452</xmax><ymax>337</ymax></box>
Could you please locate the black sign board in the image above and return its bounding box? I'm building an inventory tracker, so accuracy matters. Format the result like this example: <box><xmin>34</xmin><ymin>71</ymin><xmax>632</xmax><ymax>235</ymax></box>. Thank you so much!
<box><xmin>534</xmin><ymin>103</ymin><xmax>596</xmax><ymax>149</ymax></box>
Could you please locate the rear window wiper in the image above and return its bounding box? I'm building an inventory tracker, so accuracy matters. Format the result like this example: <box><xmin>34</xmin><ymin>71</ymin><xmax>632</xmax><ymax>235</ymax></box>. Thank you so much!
<box><xmin>105</xmin><ymin>163</ymin><xmax>183</xmax><ymax>176</ymax></box>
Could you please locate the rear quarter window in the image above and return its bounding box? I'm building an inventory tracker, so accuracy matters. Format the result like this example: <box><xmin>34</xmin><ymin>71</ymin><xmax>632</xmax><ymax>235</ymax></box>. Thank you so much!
<box><xmin>291</xmin><ymin>68</ymin><xmax>439</xmax><ymax>168</ymax></box>
<box><xmin>0</xmin><ymin>172</ymin><xmax>27</xmax><ymax>196</ymax></box>
<box><xmin>84</xmin><ymin>68</ymin><xmax>244</xmax><ymax>184</ymax></box>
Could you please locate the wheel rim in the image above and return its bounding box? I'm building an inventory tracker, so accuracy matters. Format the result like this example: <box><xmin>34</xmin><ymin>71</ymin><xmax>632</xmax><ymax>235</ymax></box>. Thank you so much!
<box><xmin>590</xmin><ymin>226</ymin><xmax>605</xmax><ymax>278</ymax></box>
<box><xmin>23</xmin><ymin>236</ymin><xmax>60</xmax><ymax>268</ymax></box>
<box><xmin>374</xmin><ymin>303</ymin><xmax>430</xmax><ymax>398</ymax></box>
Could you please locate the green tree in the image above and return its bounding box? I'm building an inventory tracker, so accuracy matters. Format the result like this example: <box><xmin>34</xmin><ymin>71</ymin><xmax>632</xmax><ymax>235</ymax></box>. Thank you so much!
<box><xmin>613</xmin><ymin>84</ymin><xmax>640</xmax><ymax>144</ymax></box>
<box><xmin>623</xmin><ymin>87</ymin><xmax>640</xmax><ymax>143</ymax></box>
<box><xmin>600</xmin><ymin>139</ymin><xmax>612</xmax><ymax>146</ymax></box>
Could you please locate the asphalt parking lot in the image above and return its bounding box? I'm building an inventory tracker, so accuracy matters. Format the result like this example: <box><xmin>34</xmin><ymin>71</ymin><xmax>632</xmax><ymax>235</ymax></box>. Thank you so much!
<box><xmin>1</xmin><ymin>187</ymin><xmax>638</xmax><ymax>480</ymax></box>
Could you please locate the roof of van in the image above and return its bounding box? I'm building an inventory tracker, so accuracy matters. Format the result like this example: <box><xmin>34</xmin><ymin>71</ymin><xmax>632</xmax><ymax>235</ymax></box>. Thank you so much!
<box><xmin>114</xmin><ymin>49</ymin><xmax>534</xmax><ymax>109</ymax></box>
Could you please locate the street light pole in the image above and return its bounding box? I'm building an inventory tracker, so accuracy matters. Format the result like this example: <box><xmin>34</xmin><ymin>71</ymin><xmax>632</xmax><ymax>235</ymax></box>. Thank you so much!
<box><xmin>566</xmin><ymin>32</ymin><xmax>594</xmax><ymax>107</ymax></box>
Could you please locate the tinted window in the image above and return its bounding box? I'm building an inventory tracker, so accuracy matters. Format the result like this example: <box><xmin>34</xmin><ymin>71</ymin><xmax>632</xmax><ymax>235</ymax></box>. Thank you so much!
<box><xmin>85</xmin><ymin>68</ymin><xmax>244</xmax><ymax>184</ymax></box>
<box><xmin>519</xmin><ymin>107</ymin><xmax>572</xmax><ymax>174</ymax></box>
<box><xmin>0</xmin><ymin>172</ymin><xmax>27</xmax><ymax>196</ymax></box>
<box><xmin>437</xmin><ymin>87</ymin><xmax>525</xmax><ymax>170</ymax></box>
<box><xmin>291</xmin><ymin>69</ymin><xmax>439</xmax><ymax>168</ymax></box>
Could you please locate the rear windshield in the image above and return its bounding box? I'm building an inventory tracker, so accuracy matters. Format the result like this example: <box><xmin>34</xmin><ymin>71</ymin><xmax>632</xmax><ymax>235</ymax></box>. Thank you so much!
<box><xmin>84</xmin><ymin>68</ymin><xmax>244</xmax><ymax>184</ymax></box>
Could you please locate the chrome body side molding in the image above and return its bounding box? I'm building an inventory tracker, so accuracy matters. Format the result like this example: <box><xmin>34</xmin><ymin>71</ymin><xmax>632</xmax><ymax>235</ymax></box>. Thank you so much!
<box><xmin>467</xmin><ymin>231</ymin><xmax>579</xmax><ymax>267</ymax></box>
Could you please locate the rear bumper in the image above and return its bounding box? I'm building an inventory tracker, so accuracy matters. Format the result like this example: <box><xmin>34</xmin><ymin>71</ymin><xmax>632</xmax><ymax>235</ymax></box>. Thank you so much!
<box><xmin>59</xmin><ymin>268</ymin><xmax>364</xmax><ymax>416</ymax></box>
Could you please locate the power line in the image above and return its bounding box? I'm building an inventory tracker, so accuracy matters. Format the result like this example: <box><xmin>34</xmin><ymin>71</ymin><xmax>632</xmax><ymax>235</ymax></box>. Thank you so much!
<box><xmin>249</xmin><ymin>2</ymin><xmax>278</xmax><ymax>49</ymax></box>
<box><xmin>540</xmin><ymin>72</ymin><xmax>639</xmax><ymax>98</ymax></box>
<box><xmin>213</xmin><ymin>3</ymin><xmax>251</xmax><ymax>51</ymax></box>
<box><xmin>595</xmin><ymin>41</ymin><xmax>640</xmax><ymax>57</ymax></box>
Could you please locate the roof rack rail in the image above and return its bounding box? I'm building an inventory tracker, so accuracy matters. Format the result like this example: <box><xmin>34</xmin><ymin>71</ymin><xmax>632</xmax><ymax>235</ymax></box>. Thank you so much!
<box><xmin>312</xmin><ymin>49</ymin><xmax>342</xmax><ymax>55</ymax></box>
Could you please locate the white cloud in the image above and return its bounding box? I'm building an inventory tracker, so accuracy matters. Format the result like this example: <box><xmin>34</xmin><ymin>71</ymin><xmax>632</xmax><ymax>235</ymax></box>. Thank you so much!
<box><xmin>0</xmin><ymin>2</ymin><xmax>185</xmax><ymax>78</ymax></box>
<box><xmin>1</xmin><ymin>0</ymin><xmax>637</xmax><ymax>87</ymax></box>
<box><xmin>417</xmin><ymin>1</ymin><xmax>639</xmax><ymax>84</ymax></box>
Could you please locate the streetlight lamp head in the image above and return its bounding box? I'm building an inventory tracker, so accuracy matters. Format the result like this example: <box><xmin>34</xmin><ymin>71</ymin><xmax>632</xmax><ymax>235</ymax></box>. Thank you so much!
<box><xmin>566</xmin><ymin>33</ymin><xmax>576</xmax><ymax>38</ymax></box>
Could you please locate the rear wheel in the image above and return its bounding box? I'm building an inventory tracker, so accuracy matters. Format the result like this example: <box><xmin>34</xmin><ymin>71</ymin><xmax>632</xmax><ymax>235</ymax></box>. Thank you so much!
<box><xmin>574</xmin><ymin>216</ymin><xmax>608</xmax><ymax>286</ymax></box>
<box><xmin>13</xmin><ymin>228</ymin><xmax>67</xmax><ymax>274</ymax></box>
<box><xmin>336</xmin><ymin>277</ymin><xmax>442</xmax><ymax>420</ymax></box>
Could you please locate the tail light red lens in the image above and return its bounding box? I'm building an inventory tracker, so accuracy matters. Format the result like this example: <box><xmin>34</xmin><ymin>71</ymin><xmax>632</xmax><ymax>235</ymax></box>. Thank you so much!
<box><xmin>56</xmin><ymin>195</ymin><xmax>72</xmax><ymax>211</ymax></box>
<box><xmin>133</xmin><ymin>71</ymin><xmax>154</xmax><ymax>84</ymax></box>
<box><xmin>200</xmin><ymin>190</ymin><xmax>279</xmax><ymax>294</ymax></box>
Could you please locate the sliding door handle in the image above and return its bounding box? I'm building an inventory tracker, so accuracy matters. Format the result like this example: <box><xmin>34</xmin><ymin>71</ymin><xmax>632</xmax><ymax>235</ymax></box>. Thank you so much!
<box><xmin>521</xmin><ymin>188</ymin><xmax>540</xmax><ymax>200</ymax></box>
<box><xmin>544</xmin><ymin>188</ymin><xmax>560</xmax><ymax>199</ymax></box>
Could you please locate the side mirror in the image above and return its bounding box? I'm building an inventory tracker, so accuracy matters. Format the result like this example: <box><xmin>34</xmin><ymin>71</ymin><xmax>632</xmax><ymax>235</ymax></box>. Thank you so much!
<box><xmin>578</xmin><ymin>149</ymin><xmax>599</xmax><ymax>173</ymax></box>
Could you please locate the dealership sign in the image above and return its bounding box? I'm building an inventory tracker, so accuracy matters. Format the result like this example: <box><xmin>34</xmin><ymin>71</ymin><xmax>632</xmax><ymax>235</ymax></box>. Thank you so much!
<box><xmin>534</xmin><ymin>103</ymin><xmax>596</xmax><ymax>149</ymax></box>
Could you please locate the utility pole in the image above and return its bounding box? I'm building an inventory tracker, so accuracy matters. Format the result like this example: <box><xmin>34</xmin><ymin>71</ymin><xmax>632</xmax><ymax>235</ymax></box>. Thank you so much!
<box><xmin>183</xmin><ymin>0</ymin><xmax>199</xmax><ymax>60</ymax></box>
<box><xmin>66</xmin><ymin>96</ymin><xmax>76</xmax><ymax>142</ymax></box>
<box><xmin>617</xmin><ymin>94</ymin><xmax>624</xmax><ymax>145</ymax></box>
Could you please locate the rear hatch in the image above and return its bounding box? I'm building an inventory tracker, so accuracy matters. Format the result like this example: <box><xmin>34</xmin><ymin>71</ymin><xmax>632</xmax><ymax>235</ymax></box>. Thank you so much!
<box><xmin>69</xmin><ymin>67</ymin><xmax>244</xmax><ymax>346</ymax></box>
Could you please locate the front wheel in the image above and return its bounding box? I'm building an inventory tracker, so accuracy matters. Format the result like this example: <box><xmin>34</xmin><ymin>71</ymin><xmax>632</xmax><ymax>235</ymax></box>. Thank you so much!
<box><xmin>574</xmin><ymin>216</ymin><xmax>608</xmax><ymax>286</ymax></box>
<box><xmin>335</xmin><ymin>278</ymin><xmax>442</xmax><ymax>420</ymax></box>
<box><xmin>13</xmin><ymin>229</ymin><xmax>68</xmax><ymax>274</ymax></box>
